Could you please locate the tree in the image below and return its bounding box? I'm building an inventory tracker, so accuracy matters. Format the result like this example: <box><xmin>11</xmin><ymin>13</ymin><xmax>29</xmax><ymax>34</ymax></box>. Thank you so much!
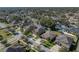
<box><xmin>59</xmin><ymin>18</ymin><xmax>70</xmax><ymax>27</ymax></box>
<box><xmin>5</xmin><ymin>43</ymin><xmax>11</xmax><ymax>47</ymax></box>
<box><xmin>1</xmin><ymin>40</ymin><xmax>7</xmax><ymax>44</ymax></box>
<box><xmin>40</xmin><ymin>17</ymin><xmax>55</xmax><ymax>28</ymax></box>
<box><xmin>11</xmin><ymin>15</ymin><xmax>22</xmax><ymax>23</ymax></box>
<box><xmin>0</xmin><ymin>35</ymin><xmax>3</xmax><ymax>41</ymax></box>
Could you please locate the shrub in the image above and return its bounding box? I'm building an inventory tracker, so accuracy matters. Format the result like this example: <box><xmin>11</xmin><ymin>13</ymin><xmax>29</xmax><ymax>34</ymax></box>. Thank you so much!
<box><xmin>5</xmin><ymin>43</ymin><xmax>11</xmax><ymax>47</ymax></box>
<box><xmin>0</xmin><ymin>35</ymin><xmax>3</xmax><ymax>41</ymax></box>
<box><xmin>1</xmin><ymin>40</ymin><xmax>7</xmax><ymax>44</ymax></box>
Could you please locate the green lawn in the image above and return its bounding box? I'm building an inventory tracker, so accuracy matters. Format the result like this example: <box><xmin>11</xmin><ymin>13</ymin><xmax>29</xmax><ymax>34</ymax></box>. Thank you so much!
<box><xmin>43</xmin><ymin>39</ymin><xmax>55</xmax><ymax>48</ymax></box>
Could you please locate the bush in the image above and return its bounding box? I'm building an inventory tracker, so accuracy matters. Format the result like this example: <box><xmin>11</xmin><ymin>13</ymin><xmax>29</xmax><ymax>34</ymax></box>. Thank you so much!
<box><xmin>5</xmin><ymin>43</ymin><xmax>11</xmax><ymax>47</ymax></box>
<box><xmin>1</xmin><ymin>40</ymin><xmax>7</xmax><ymax>44</ymax></box>
<box><xmin>0</xmin><ymin>35</ymin><xmax>3</xmax><ymax>41</ymax></box>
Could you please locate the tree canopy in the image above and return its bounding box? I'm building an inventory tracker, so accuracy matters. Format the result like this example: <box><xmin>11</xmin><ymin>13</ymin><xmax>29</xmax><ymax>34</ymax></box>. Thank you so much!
<box><xmin>40</xmin><ymin>17</ymin><xmax>55</xmax><ymax>28</ymax></box>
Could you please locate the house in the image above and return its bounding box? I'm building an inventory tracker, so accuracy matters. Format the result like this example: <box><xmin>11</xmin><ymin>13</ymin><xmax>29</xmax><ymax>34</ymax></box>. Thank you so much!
<box><xmin>33</xmin><ymin>24</ymin><xmax>45</xmax><ymax>35</ymax></box>
<box><xmin>6</xmin><ymin>46</ymin><xmax>24</xmax><ymax>52</ymax></box>
<box><xmin>55</xmin><ymin>34</ymin><xmax>74</xmax><ymax>49</ymax></box>
<box><xmin>55</xmin><ymin>22</ymin><xmax>68</xmax><ymax>31</ymax></box>
<box><xmin>51</xmin><ymin>16</ymin><xmax>60</xmax><ymax>21</ymax></box>
<box><xmin>63</xmin><ymin>32</ymin><xmax>78</xmax><ymax>43</ymax></box>
<box><xmin>69</xmin><ymin>17</ymin><xmax>78</xmax><ymax>24</ymax></box>
<box><xmin>41</xmin><ymin>31</ymin><xmax>57</xmax><ymax>41</ymax></box>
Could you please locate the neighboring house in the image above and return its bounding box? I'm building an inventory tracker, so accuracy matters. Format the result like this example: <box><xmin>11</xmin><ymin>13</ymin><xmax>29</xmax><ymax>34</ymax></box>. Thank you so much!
<box><xmin>68</xmin><ymin>28</ymin><xmax>79</xmax><ymax>36</ymax></box>
<box><xmin>55</xmin><ymin>22</ymin><xmax>68</xmax><ymax>31</ymax></box>
<box><xmin>55</xmin><ymin>34</ymin><xmax>74</xmax><ymax>49</ymax></box>
<box><xmin>41</xmin><ymin>31</ymin><xmax>57</xmax><ymax>40</ymax></box>
<box><xmin>6</xmin><ymin>46</ymin><xmax>24</xmax><ymax>52</ymax></box>
<box><xmin>69</xmin><ymin>17</ymin><xmax>78</xmax><ymax>24</ymax></box>
<box><xmin>23</xmin><ymin>24</ymin><xmax>35</xmax><ymax>33</ymax></box>
<box><xmin>63</xmin><ymin>32</ymin><xmax>78</xmax><ymax>43</ymax></box>
<box><xmin>33</xmin><ymin>24</ymin><xmax>45</xmax><ymax>35</ymax></box>
<box><xmin>51</xmin><ymin>16</ymin><xmax>60</xmax><ymax>21</ymax></box>
<box><xmin>23</xmin><ymin>19</ymin><xmax>33</xmax><ymax>26</ymax></box>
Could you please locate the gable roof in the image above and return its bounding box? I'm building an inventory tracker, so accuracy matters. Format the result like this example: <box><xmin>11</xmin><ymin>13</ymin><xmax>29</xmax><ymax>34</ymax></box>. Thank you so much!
<box><xmin>41</xmin><ymin>31</ymin><xmax>57</xmax><ymax>39</ymax></box>
<box><xmin>55</xmin><ymin>35</ymin><xmax>73</xmax><ymax>48</ymax></box>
